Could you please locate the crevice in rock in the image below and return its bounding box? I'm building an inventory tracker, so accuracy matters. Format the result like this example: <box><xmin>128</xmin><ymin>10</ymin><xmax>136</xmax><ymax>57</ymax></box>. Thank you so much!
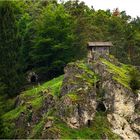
<box><xmin>96</xmin><ymin>81</ymin><xmax>100</xmax><ymax>90</ymax></box>
<box><xmin>96</xmin><ymin>102</ymin><xmax>106</xmax><ymax>112</ymax></box>
<box><xmin>87</xmin><ymin>120</ymin><xmax>91</xmax><ymax>127</ymax></box>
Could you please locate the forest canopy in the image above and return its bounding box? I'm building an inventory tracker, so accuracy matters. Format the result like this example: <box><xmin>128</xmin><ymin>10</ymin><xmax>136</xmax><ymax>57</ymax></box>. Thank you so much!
<box><xmin>0</xmin><ymin>0</ymin><xmax>140</xmax><ymax>97</ymax></box>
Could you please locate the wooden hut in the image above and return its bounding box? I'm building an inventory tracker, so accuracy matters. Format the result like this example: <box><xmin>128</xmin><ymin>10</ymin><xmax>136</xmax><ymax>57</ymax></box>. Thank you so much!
<box><xmin>87</xmin><ymin>42</ymin><xmax>113</xmax><ymax>62</ymax></box>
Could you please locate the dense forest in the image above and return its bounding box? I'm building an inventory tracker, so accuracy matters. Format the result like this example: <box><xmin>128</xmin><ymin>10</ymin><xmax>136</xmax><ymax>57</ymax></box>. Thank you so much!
<box><xmin>0</xmin><ymin>0</ymin><xmax>140</xmax><ymax>98</ymax></box>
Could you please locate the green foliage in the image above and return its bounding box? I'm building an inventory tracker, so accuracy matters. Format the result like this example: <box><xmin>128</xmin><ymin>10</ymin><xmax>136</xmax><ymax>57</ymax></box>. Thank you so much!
<box><xmin>0</xmin><ymin>1</ymin><xmax>23</xmax><ymax>97</ymax></box>
<box><xmin>30</xmin><ymin>4</ymin><xmax>76</xmax><ymax>80</ymax></box>
<box><xmin>129</xmin><ymin>68</ymin><xmax>140</xmax><ymax>92</ymax></box>
<box><xmin>4</xmin><ymin>0</ymin><xmax>139</xmax><ymax>85</ymax></box>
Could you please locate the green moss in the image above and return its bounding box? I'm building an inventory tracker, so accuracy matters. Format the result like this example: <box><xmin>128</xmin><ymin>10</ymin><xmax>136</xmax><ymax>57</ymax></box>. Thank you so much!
<box><xmin>66</xmin><ymin>93</ymin><xmax>79</xmax><ymax>102</ymax></box>
<box><xmin>101</xmin><ymin>59</ymin><xmax>132</xmax><ymax>89</ymax></box>
<box><xmin>1</xmin><ymin>106</ymin><xmax>26</xmax><ymax>138</ymax></box>
<box><xmin>71</xmin><ymin>61</ymin><xmax>99</xmax><ymax>85</ymax></box>
<box><xmin>28</xmin><ymin>96</ymin><xmax>43</xmax><ymax>109</ymax></box>
<box><xmin>7</xmin><ymin>75</ymin><xmax>63</xmax><ymax>117</ymax></box>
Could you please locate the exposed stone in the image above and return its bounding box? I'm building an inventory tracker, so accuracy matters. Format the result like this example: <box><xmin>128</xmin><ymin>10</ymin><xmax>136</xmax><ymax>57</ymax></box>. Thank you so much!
<box><xmin>131</xmin><ymin>116</ymin><xmax>140</xmax><ymax>135</ymax></box>
<box><xmin>44</xmin><ymin>120</ymin><xmax>53</xmax><ymax>130</ymax></box>
<box><xmin>58</xmin><ymin>58</ymin><xmax>140</xmax><ymax>138</ymax></box>
<box><xmin>107</xmin><ymin>113</ymin><xmax>140</xmax><ymax>139</ymax></box>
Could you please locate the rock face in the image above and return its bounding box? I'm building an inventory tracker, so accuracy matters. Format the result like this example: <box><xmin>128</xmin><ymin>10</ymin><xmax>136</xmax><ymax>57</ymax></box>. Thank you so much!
<box><xmin>58</xmin><ymin>61</ymin><xmax>97</xmax><ymax>128</ymax></box>
<box><xmin>14</xmin><ymin>91</ymin><xmax>55</xmax><ymax>138</ymax></box>
<box><xmin>107</xmin><ymin>113</ymin><xmax>139</xmax><ymax>139</ymax></box>
<box><xmin>3</xmin><ymin>56</ymin><xmax>140</xmax><ymax>139</ymax></box>
<box><xmin>58</xmin><ymin>58</ymin><xmax>140</xmax><ymax>139</ymax></box>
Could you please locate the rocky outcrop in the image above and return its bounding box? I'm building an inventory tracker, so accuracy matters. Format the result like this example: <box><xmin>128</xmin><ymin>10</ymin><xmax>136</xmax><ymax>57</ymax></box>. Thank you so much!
<box><xmin>58</xmin><ymin>61</ymin><xmax>97</xmax><ymax>128</ymax></box>
<box><xmin>57</xmin><ymin>58</ymin><xmax>140</xmax><ymax>139</ymax></box>
<box><xmin>3</xmin><ymin>56</ymin><xmax>140</xmax><ymax>139</ymax></box>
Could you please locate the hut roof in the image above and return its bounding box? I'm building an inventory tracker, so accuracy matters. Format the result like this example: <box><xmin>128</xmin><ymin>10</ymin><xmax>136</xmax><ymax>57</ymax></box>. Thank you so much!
<box><xmin>87</xmin><ymin>42</ymin><xmax>113</xmax><ymax>47</ymax></box>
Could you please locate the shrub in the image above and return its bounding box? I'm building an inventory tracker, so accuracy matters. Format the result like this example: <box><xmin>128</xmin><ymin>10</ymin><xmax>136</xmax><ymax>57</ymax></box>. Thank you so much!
<box><xmin>129</xmin><ymin>68</ymin><xmax>140</xmax><ymax>92</ymax></box>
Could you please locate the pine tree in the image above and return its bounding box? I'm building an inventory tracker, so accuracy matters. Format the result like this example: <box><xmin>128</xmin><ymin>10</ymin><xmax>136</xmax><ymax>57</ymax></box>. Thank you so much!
<box><xmin>0</xmin><ymin>1</ymin><xmax>22</xmax><ymax>97</ymax></box>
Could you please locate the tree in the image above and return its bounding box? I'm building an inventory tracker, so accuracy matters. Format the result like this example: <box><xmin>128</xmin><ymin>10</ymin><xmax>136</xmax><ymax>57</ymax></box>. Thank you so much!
<box><xmin>31</xmin><ymin>4</ymin><xmax>76</xmax><ymax>80</ymax></box>
<box><xmin>0</xmin><ymin>1</ymin><xmax>22</xmax><ymax>97</ymax></box>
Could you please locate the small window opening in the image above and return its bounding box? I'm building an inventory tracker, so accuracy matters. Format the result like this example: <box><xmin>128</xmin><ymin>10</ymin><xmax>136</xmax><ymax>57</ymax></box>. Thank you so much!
<box><xmin>96</xmin><ymin>102</ymin><xmax>106</xmax><ymax>112</ymax></box>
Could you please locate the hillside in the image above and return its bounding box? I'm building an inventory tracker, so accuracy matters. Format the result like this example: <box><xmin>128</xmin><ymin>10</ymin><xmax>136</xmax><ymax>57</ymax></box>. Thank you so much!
<box><xmin>1</xmin><ymin>55</ymin><xmax>140</xmax><ymax>139</ymax></box>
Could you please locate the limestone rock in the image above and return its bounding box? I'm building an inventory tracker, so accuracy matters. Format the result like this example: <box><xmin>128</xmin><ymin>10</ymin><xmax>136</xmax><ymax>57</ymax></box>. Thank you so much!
<box><xmin>58</xmin><ymin>61</ymin><xmax>97</xmax><ymax>128</ymax></box>
<box><xmin>44</xmin><ymin>120</ymin><xmax>53</xmax><ymax>130</ymax></box>
<box><xmin>107</xmin><ymin>113</ymin><xmax>140</xmax><ymax>139</ymax></box>
<box><xmin>131</xmin><ymin>115</ymin><xmax>140</xmax><ymax>135</ymax></box>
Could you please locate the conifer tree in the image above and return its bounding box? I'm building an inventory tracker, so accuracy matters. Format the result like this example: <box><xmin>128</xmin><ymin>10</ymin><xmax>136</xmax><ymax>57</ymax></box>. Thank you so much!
<box><xmin>0</xmin><ymin>1</ymin><xmax>22</xmax><ymax>97</ymax></box>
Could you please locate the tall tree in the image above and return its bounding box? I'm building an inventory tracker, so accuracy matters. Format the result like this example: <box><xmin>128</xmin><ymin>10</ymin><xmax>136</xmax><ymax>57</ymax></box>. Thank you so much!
<box><xmin>0</xmin><ymin>1</ymin><xmax>22</xmax><ymax>97</ymax></box>
<box><xmin>31</xmin><ymin>4</ymin><xmax>75</xmax><ymax>80</ymax></box>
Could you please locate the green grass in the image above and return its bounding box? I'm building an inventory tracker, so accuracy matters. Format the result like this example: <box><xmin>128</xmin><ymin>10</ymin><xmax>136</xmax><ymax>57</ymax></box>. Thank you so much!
<box><xmin>2</xmin><ymin>75</ymin><xmax>64</xmax><ymax>121</ymax></box>
<box><xmin>66</xmin><ymin>92</ymin><xmax>79</xmax><ymax>102</ymax></box>
<box><xmin>2</xmin><ymin>106</ymin><xmax>26</xmax><ymax>121</ymax></box>
<box><xmin>1</xmin><ymin>75</ymin><xmax>64</xmax><ymax>138</ymax></box>
<box><xmin>70</xmin><ymin>61</ymin><xmax>99</xmax><ymax>85</ymax></box>
<box><xmin>22</xmin><ymin>75</ymin><xmax>64</xmax><ymax>97</ymax></box>
<box><xmin>101</xmin><ymin>58</ymin><xmax>132</xmax><ymax>89</ymax></box>
<box><xmin>49</xmin><ymin>112</ymin><xmax>120</xmax><ymax>139</ymax></box>
<box><xmin>28</xmin><ymin>96</ymin><xmax>43</xmax><ymax>109</ymax></box>
<box><xmin>29</xmin><ymin>115</ymin><xmax>46</xmax><ymax>138</ymax></box>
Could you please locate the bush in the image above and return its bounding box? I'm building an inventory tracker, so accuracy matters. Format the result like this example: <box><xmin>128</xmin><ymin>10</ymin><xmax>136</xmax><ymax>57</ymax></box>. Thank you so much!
<box><xmin>129</xmin><ymin>68</ymin><xmax>140</xmax><ymax>92</ymax></box>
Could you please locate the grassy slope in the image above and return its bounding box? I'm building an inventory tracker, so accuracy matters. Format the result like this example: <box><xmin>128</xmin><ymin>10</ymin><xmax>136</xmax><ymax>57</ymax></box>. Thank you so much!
<box><xmin>1</xmin><ymin>75</ymin><xmax>64</xmax><ymax>138</ymax></box>
<box><xmin>2</xmin><ymin>75</ymin><xmax>64</xmax><ymax>121</ymax></box>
